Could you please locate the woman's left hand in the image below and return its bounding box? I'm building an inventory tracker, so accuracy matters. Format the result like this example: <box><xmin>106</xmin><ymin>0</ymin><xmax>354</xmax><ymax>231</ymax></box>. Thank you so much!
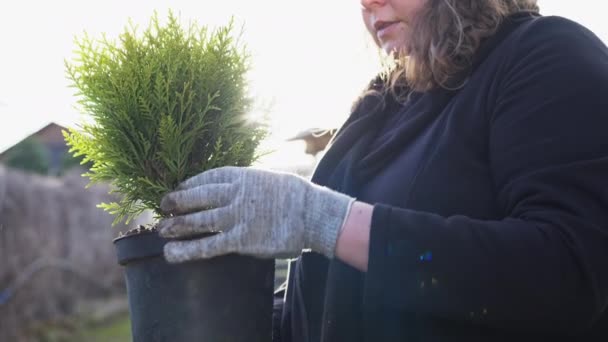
<box><xmin>158</xmin><ymin>166</ymin><xmax>355</xmax><ymax>263</ymax></box>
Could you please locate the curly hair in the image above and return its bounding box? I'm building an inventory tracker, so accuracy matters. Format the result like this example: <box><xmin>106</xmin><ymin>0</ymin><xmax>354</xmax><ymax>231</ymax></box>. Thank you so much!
<box><xmin>386</xmin><ymin>0</ymin><xmax>539</xmax><ymax>94</ymax></box>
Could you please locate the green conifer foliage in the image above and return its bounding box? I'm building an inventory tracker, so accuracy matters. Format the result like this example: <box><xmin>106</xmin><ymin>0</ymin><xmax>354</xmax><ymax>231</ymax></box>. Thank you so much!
<box><xmin>64</xmin><ymin>12</ymin><xmax>267</xmax><ymax>225</ymax></box>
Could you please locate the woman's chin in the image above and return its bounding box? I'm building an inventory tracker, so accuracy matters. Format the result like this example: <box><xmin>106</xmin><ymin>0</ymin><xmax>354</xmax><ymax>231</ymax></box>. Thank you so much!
<box><xmin>382</xmin><ymin>44</ymin><xmax>408</xmax><ymax>59</ymax></box>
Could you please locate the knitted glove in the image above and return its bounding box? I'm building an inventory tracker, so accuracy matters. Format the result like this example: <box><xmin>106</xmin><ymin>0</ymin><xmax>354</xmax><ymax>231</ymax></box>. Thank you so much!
<box><xmin>158</xmin><ymin>166</ymin><xmax>355</xmax><ymax>263</ymax></box>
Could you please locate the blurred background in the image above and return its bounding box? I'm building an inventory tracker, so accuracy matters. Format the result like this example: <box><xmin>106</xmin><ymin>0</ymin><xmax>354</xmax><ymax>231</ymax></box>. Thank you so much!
<box><xmin>0</xmin><ymin>1</ymin><xmax>605</xmax><ymax>341</ymax></box>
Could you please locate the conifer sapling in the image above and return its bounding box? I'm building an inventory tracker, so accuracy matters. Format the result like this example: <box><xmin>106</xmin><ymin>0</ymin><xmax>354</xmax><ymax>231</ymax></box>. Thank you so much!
<box><xmin>64</xmin><ymin>11</ymin><xmax>268</xmax><ymax>226</ymax></box>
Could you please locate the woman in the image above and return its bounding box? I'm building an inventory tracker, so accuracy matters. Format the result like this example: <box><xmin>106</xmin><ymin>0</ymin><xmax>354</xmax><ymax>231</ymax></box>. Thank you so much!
<box><xmin>158</xmin><ymin>0</ymin><xmax>608</xmax><ymax>340</ymax></box>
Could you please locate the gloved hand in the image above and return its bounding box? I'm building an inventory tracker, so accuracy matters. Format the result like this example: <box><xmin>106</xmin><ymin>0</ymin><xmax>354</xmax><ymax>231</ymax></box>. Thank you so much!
<box><xmin>158</xmin><ymin>166</ymin><xmax>356</xmax><ymax>263</ymax></box>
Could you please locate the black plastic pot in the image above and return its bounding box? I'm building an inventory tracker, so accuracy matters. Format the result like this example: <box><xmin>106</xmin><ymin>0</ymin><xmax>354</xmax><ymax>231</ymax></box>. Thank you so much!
<box><xmin>114</xmin><ymin>231</ymin><xmax>275</xmax><ymax>342</ymax></box>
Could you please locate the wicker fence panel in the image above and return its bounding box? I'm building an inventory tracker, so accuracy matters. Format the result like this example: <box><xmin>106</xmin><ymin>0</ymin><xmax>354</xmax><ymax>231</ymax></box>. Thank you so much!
<box><xmin>0</xmin><ymin>166</ymin><xmax>151</xmax><ymax>341</ymax></box>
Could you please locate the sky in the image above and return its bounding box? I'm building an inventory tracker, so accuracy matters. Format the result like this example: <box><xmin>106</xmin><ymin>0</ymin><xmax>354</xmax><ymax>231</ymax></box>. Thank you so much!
<box><xmin>0</xmin><ymin>0</ymin><xmax>606</xmax><ymax>166</ymax></box>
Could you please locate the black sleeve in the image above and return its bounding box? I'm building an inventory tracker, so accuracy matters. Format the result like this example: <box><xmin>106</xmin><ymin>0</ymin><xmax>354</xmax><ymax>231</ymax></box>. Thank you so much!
<box><xmin>363</xmin><ymin>17</ymin><xmax>608</xmax><ymax>334</ymax></box>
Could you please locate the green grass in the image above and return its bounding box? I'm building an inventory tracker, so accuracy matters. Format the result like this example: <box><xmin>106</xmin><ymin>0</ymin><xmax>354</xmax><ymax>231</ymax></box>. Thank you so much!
<box><xmin>34</xmin><ymin>312</ymin><xmax>132</xmax><ymax>342</ymax></box>
<box><xmin>77</xmin><ymin>313</ymin><xmax>131</xmax><ymax>342</ymax></box>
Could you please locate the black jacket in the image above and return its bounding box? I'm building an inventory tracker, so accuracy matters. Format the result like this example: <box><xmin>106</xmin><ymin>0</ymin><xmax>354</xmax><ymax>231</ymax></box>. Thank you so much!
<box><xmin>279</xmin><ymin>12</ymin><xmax>608</xmax><ymax>342</ymax></box>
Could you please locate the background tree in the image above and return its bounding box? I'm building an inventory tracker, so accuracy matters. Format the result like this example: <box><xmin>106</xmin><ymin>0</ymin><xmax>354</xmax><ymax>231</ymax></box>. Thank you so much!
<box><xmin>3</xmin><ymin>138</ymin><xmax>50</xmax><ymax>175</ymax></box>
